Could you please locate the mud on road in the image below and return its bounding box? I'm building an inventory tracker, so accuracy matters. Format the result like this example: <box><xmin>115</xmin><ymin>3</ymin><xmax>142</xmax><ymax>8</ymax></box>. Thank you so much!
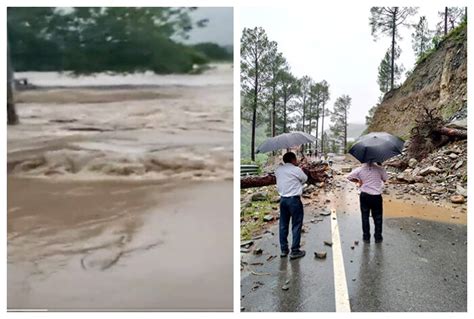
<box><xmin>240</xmin><ymin>162</ymin><xmax>467</xmax><ymax>312</ymax></box>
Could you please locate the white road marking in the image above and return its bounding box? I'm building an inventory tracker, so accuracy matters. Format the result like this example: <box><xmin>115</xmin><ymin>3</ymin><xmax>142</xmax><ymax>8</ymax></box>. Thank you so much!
<box><xmin>331</xmin><ymin>208</ymin><xmax>351</xmax><ymax>312</ymax></box>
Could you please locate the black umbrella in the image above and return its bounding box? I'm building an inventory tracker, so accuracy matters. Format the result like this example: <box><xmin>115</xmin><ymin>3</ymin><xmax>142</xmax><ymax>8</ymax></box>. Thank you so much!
<box><xmin>256</xmin><ymin>132</ymin><xmax>316</xmax><ymax>153</ymax></box>
<box><xmin>349</xmin><ymin>132</ymin><xmax>404</xmax><ymax>163</ymax></box>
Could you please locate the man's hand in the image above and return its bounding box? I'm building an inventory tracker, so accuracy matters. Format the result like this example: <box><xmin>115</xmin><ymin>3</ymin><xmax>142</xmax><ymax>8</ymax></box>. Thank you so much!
<box><xmin>349</xmin><ymin>178</ymin><xmax>362</xmax><ymax>187</ymax></box>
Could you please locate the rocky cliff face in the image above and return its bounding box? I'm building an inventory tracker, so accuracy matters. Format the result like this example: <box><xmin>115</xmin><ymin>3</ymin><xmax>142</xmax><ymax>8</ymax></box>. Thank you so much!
<box><xmin>368</xmin><ymin>23</ymin><xmax>467</xmax><ymax>139</ymax></box>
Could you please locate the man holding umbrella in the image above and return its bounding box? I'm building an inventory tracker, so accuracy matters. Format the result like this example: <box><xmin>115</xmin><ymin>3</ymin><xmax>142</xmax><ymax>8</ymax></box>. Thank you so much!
<box><xmin>256</xmin><ymin>132</ymin><xmax>316</xmax><ymax>259</ymax></box>
<box><xmin>275</xmin><ymin>152</ymin><xmax>308</xmax><ymax>259</ymax></box>
<box><xmin>347</xmin><ymin>162</ymin><xmax>388</xmax><ymax>243</ymax></box>
<box><xmin>347</xmin><ymin>132</ymin><xmax>404</xmax><ymax>243</ymax></box>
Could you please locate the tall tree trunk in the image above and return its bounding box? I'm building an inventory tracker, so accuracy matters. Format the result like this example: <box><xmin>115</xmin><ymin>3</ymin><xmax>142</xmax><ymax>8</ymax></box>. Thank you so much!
<box><xmin>302</xmin><ymin>99</ymin><xmax>305</xmax><ymax>132</ymax></box>
<box><xmin>390</xmin><ymin>8</ymin><xmax>397</xmax><ymax>90</ymax></box>
<box><xmin>302</xmin><ymin>98</ymin><xmax>306</xmax><ymax>152</ymax></box>
<box><xmin>308</xmin><ymin>97</ymin><xmax>312</xmax><ymax>152</ymax></box>
<box><xmin>321</xmin><ymin>105</ymin><xmax>325</xmax><ymax>155</ymax></box>
<box><xmin>343</xmin><ymin>106</ymin><xmax>347</xmax><ymax>153</ymax></box>
<box><xmin>272</xmin><ymin>87</ymin><xmax>276</xmax><ymax>137</ymax></box>
<box><xmin>315</xmin><ymin>113</ymin><xmax>319</xmax><ymax>156</ymax></box>
<box><xmin>444</xmin><ymin>7</ymin><xmax>448</xmax><ymax>35</ymax></box>
<box><xmin>251</xmin><ymin>59</ymin><xmax>258</xmax><ymax>161</ymax></box>
<box><xmin>283</xmin><ymin>94</ymin><xmax>288</xmax><ymax>133</ymax></box>
<box><xmin>7</xmin><ymin>42</ymin><xmax>19</xmax><ymax>125</ymax></box>
<box><xmin>315</xmin><ymin>101</ymin><xmax>319</xmax><ymax>155</ymax></box>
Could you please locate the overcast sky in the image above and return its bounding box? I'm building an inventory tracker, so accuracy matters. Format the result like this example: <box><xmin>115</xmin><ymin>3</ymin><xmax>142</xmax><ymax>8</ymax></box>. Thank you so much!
<box><xmin>184</xmin><ymin>7</ymin><xmax>233</xmax><ymax>46</ymax></box>
<box><xmin>241</xmin><ymin>5</ymin><xmax>450</xmax><ymax>127</ymax></box>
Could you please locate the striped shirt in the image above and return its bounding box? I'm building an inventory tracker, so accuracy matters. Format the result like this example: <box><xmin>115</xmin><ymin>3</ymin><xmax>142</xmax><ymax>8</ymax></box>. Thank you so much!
<box><xmin>346</xmin><ymin>163</ymin><xmax>388</xmax><ymax>195</ymax></box>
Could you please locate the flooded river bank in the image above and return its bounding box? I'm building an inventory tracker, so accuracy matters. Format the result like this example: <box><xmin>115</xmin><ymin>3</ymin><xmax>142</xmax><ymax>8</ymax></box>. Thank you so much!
<box><xmin>7</xmin><ymin>64</ymin><xmax>233</xmax><ymax>310</ymax></box>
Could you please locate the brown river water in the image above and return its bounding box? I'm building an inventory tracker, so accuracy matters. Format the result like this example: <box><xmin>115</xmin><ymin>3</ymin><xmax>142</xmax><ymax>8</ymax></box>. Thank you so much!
<box><xmin>7</xmin><ymin>64</ymin><xmax>233</xmax><ymax>311</ymax></box>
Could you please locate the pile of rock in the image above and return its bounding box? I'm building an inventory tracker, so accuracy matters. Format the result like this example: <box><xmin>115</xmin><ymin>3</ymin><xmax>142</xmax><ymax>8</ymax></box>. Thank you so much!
<box><xmin>386</xmin><ymin>140</ymin><xmax>467</xmax><ymax>204</ymax></box>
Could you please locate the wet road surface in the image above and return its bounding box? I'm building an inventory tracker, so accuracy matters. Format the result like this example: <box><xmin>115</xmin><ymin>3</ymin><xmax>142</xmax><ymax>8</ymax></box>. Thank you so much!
<box><xmin>241</xmin><ymin>176</ymin><xmax>467</xmax><ymax>312</ymax></box>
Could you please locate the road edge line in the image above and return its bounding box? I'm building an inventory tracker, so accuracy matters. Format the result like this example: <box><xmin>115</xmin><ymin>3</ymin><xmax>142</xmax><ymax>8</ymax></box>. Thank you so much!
<box><xmin>331</xmin><ymin>208</ymin><xmax>351</xmax><ymax>312</ymax></box>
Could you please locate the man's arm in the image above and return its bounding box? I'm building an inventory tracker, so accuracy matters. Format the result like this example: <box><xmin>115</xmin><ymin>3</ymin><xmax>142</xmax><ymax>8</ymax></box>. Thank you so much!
<box><xmin>296</xmin><ymin>167</ymin><xmax>308</xmax><ymax>184</ymax></box>
<box><xmin>347</xmin><ymin>168</ymin><xmax>361</xmax><ymax>184</ymax></box>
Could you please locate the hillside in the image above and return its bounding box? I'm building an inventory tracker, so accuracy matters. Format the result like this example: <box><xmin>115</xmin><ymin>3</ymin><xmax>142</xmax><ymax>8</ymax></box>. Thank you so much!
<box><xmin>368</xmin><ymin>23</ymin><xmax>467</xmax><ymax>139</ymax></box>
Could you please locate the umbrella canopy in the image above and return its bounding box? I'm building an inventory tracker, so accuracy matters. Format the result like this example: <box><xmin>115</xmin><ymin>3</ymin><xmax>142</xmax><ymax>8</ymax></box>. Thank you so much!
<box><xmin>256</xmin><ymin>132</ymin><xmax>316</xmax><ymax>153</ymax></box>
<box><xmin>349</xmin><ymin>132</ymin><xmax>404</xmax><ymax>163</ymax></box>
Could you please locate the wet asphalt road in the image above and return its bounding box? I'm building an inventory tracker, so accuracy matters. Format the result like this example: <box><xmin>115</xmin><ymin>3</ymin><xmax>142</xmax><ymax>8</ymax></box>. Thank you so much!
<box><xmin>240</xmin><ymin>180</ymin><xmax>467</xmax><ymax>312</ymax></box>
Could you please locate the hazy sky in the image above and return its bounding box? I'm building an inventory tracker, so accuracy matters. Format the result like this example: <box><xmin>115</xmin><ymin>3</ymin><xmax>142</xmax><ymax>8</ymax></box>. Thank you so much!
<box><xmin>184</xmin><ymin>7</ymin><xmax>233</xmax><ymax>46</ymax></box>
<box><xmin>241</xmin><ymin>6</ymin><xmax>448</xmax><ymax>127</ymax></box>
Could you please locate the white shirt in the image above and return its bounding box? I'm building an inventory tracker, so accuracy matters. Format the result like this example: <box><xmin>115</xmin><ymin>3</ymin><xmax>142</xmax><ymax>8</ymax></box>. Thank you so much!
<box><xmin>275</xmin><ymin>163</ymin><xmax>308</xmax><ymax>197</ymax></box>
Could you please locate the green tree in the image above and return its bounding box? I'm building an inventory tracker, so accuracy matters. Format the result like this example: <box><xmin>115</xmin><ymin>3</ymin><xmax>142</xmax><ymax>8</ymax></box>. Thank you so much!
<box><xmin>377</xmin><ymin>45</ymin><xmax>403</xmax><ymax>94</ymax></box>
<box><xmin>267</xmin><ymin>50</ymin><xmax>286</xmax><ymax>137</ymax></box>
<box><xmin>192</xmin><ymin>42</ymin><xmax>232</xmax><ymax>61</ymax></box>
<box><xmin>295</xmin><ymin>76</ymin><xmax>313</xmax><ymax>141</ymax></box>
<box><xmin>330</xmin><ymin>95</ymin><xmax>351</xmax><ymax>153</ymax></box>
<box><xmin>437</xmin><ymin>7</ymin><xmax>466</xmax><ymax>36</ymax></box>
<box><xmin>411</xmin><ymin>16</ymin><xmax>433</xmax><ymax>59</ymax></box>
<box><xmin>241</xmin><ymin>27</ymin><xmax>274</xmax><ymax>161</ymax></box>
<box><xmin>316</xmin><ymin>81</ymin><xmax>330</xmax><ymax>155</ymax></box>
<box><xmin>279</xmin><ymin>69</ymin><xmax>299</xmax><ymax>133</ymax></box>
<box><xmin>370</xmin><ymin>7</ymin><xmax>417</xmax><ymax>90</ymax></box>
<box><xmin>8</xmin><ymin>7</ymin><xmax>209</xmax><ymax>74</ymax></box>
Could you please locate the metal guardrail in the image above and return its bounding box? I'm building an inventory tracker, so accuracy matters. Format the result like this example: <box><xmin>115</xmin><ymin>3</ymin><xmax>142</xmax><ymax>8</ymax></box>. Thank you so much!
<box><xmin>240</xmin><ymin>164</ymin><xmax>259</xmax><ymax>176</ymax></box>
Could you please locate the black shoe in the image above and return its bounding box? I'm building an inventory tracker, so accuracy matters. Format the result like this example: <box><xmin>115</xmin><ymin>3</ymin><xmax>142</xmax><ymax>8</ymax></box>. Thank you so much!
<box><xmin>375</xmin><ymin>237</ymin><xmax>383</xmax><ymax>243</ymax></box>
<box><xmin>280</xmin><ymin>250</ymin><xmax>289</xmax><ymax>257</ymax></box>
<box><xmin>363</xmin><ymin>238</ymin><xmax>370</xmax><ymax>244</ymax></box>
<box><xmin>289</xmin><ymin>250</ymin><xmax>306</xmax><ymax>260</ymax></box>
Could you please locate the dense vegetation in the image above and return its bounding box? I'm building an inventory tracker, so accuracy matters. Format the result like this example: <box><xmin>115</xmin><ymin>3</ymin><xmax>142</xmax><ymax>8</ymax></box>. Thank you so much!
<box><xmin>7</xmin><ymin>7</ymin><xmax>230</xmax><ymax>74</ymax></box>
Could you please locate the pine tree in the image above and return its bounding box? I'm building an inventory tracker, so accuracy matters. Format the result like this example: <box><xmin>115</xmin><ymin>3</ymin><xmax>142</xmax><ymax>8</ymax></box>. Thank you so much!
<box><xmin>267</xmin><ymin>50</ymin><xmax>286</xmax><ymax>137</ymax></box>
<box><xmin>241</xmin><ymin>27</ymin><xmax>275</xmax><ymax>161</ymax></box>
<box><xmin>330</xmin><ymin>95</ymin><xmax>351</xmax><ymax>153</ymax></box>
<box><xmin>412</xmin><ymin>16</ymin><xmax>433</xmax><ymax>59</ymax></box>
<box><xmin>317</xmin><ymin>81</ymin><xmax>330</xmax><ymax>155</ymax></box>
<box><xmin>370</xmin><ymin>7</ymin><xmax>417</xmax><ymax>90</ymax></box>
<box><xmin>436</xmin><ymin>7</ymin><xmax>466</xmax><ymax>36</ymax></box>
<box><xmin>377</xmin><ymin>45</ymin><xmax>403</xmax><ymax>94</ymax></box>
<box><xmin>296</xmin><ymin>76</ymin><xmax>313</xmax><ymax>135</ymax></box>
<box><xmin>279</xmin><ymin>69</ymin><xmax>299</xmax><ymax>133</ymax></box>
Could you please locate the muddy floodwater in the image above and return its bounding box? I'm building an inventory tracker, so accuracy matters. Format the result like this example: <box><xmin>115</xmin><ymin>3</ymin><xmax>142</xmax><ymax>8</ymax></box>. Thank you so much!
<box><xmin>7</xmin><ymin>64</ymin><xmax>233</xmax><ymax>311</ymax></box>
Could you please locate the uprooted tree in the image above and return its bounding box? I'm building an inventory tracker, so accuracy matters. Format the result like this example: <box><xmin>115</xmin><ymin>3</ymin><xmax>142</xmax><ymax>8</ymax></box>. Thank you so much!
<box><xmin>407</xmin><ymin>106</ymin><xmax>466</xmax><ymax>161</ymax></box>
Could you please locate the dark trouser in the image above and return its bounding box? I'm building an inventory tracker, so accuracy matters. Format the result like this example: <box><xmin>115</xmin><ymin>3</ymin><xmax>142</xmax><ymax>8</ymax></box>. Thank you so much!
<box><xmin>359</xmin><ymin>192</ymin><xmax>383</xmax><ymax>240</ymax></box>
<box><xmin>279</xmin><ymin>196</ymin><xmax>304</xmax><ymax>253</ymax></box>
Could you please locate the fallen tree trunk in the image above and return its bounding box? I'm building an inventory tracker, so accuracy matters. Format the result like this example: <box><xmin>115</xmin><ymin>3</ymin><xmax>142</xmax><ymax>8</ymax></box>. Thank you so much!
<box><xmin>241</xmin><ymin>162</ymin><xmax>331</xmax><ymax>189</ymax></box>
<box><xmin>436</xmin><ymin>127</ymin><xmax>467</xmax><ymax>139</ymax></box>
<box><xmin>241</xmin><ymin>174</ymin><xmax>276</xmax><ymax>189</ymax></box>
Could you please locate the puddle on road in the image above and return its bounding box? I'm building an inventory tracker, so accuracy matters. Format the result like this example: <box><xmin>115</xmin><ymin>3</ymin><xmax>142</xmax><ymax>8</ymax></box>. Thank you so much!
<box><xmin>383</xmin><ymin>196</ymin><xmax>466</xmax><ymax>225</ymax></box>
<box><xmin>316</xmin><ymin>179</ymin><xmax>466</xmax><ymax>226</ymax></box>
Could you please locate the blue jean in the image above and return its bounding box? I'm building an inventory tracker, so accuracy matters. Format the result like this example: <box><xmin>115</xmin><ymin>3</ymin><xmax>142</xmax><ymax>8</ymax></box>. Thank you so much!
<box><xmin>279</xmin><ymin>196</ymin><xmax>304</xmax><ymax>253</ymax></box>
